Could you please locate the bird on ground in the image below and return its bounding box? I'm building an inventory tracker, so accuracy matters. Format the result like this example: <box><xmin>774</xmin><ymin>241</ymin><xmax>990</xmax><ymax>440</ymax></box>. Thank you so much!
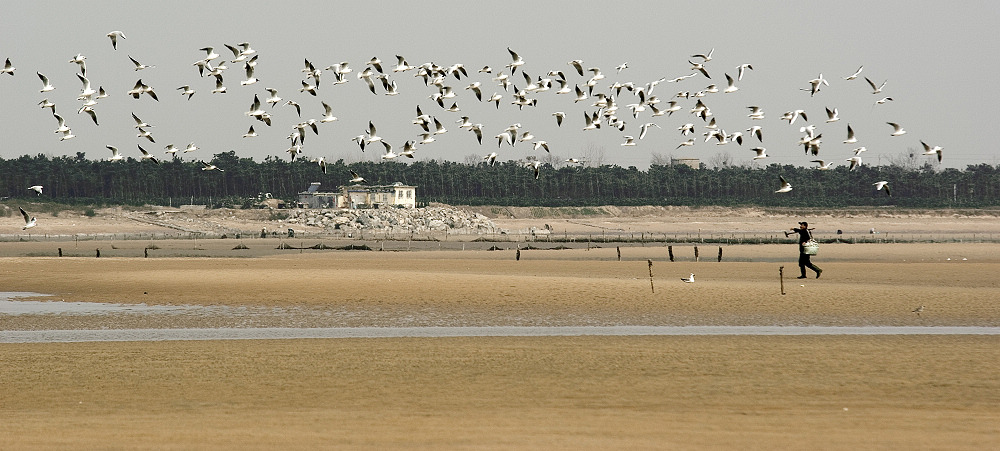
<box><xmin>775</xmin><ymin>176</ymin><xmax>792</xmax><ymax>193</ymax></box>
<box><xmin>874</xmin><ymin>181</ymin><xmax>891</xmax><ymax>197</ymax></box>
<box><xmin>19</xmin><ymin>207</ymin><xmax>37</xmax><ymax>230</ymax></box>
<box><xmin>28</xmin><ymin>185</ymin><xmax>43</xmax><ymax>195</ymax></box>
<box><xmin>912</xmin><ymin>305</ymin><xmax>924</xmax><ymax>316</ymax></box>
<box><xmin>37</xmin><ymin>72</ymin><xmax>54</xmax><ymax>92</ymax></box>
<box><xmin>106</xmin><ymin>145</ymin><xmax>124</xmax><ymax>161</ymax></box>
<box><xmin>844</xmin><ymin>65</ymin><xmax>863</xmax><ymax>80</ymax></box>
<box><xmin>887</xmin><ymin>122</ymin><xmax>906</xmax><ymax>136</ymax></box>
<box><xmin>2</xmin><ymin>57</ymin><xmax>15</xmax><ymax>76</ymax></box>
<box><xmin>107</xmin><ymin>31</ymin><xmax>125</xmax><ymax>49</ymax></box>
<box><xmin>349</xmin><ymin>170</ymin><xmax>366</xmax><ymax>184</ymax></box>
<box><xmin>846</xmin><ymin>156</ymin><xmax>862</xmax><ymax>171</ymax></box>
<box><xmin>680</xmin><ymin>273</ymin><xmax>695</xmax><ymax>283</ymax></box>
<box><xmin>921</xmin><ymin>141</ymin><xmax>943</xmax><ymax>162</ymax></box>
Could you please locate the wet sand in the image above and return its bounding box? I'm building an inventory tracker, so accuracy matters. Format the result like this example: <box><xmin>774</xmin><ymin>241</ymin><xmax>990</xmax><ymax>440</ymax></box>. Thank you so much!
<box><xmin>2</xmin><ymin>211</ymin><xmax>1000</xmax><ymax>449</ymax></box>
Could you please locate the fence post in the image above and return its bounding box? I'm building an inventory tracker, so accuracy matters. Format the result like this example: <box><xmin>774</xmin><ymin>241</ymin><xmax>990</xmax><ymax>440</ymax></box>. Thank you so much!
<box><xmin>694</xmin><ymin>246</ymin><xmax>699</xmax><ymax>262</ymax></box>
<box><xmin>717</xmin><ymin>246</ymin><xmax>722</xmax><ymax>262</ymax></box>
<box><xmin>668</xmin><ymin>245</ymin><xmax>674</xmax><ymax>262</ymax></box>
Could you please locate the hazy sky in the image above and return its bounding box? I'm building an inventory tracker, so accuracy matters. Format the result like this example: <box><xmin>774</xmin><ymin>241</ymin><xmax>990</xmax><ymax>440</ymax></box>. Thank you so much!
<box><xmin>2</xmin><ymin>1</ymin><xmax>998</xmax><ymax>172</ymax></box>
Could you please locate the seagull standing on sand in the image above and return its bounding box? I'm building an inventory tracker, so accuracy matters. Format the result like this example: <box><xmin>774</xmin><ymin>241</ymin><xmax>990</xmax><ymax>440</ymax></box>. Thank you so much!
<box><xmin>681</xmin><ymin>273</ymin><xmax>695</xmax><ymax>283</ymax></box>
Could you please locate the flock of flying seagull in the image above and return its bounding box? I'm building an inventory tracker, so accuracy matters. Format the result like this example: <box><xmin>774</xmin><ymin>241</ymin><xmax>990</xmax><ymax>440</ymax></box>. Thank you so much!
<box><xmin>3</xmin><ymin>30</ymin><xmax>946</xmax><ymax>230</ymax></box>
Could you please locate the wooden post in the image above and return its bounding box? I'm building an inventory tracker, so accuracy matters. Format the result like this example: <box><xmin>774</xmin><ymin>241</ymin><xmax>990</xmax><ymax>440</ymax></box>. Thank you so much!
<box><xmin>668</xmin><ymin>246</ymin><xmax>674</xmax><ymax>262</ymax></box>
<box><xmin>717</xmin><ymin>246</ymin><xmax>723</xmax><ymax>262</ymax></box>
<box><xmin>96</xmin><ymin>249</ymin><xmax>101</xmax><ymax>258</ymax></box>
<box><xmin>144</xmin><ymin>248</ymin><xmax>148</xmax><ymax>258</ymax></box>
<box><xmin>694</xmin><ymin>246</ymin><xmax>699</xmax><ymax>262</ymax></box>
<box><xmin>58</xmin><ymin>248</ymin><xmax>62</xmax><ymax>257</ymax></box>
<box><xmin>779</xmin><ymin>266</ymin><xmax>786</xmax><ymax>295</ymax></box>
<box><xmin>516</xmin><ymin>245</ymin><xmax>521</xmax><ymax>261</ymax></box>
<box><xmin>617</xmin><ymin>246</ymin><xmax>621</xmax><ymax>262</ymax></box>
<box><xmin>647</xmin><ymin>259</ymin><xmax>655</xmax><ymax>294</ymax></box>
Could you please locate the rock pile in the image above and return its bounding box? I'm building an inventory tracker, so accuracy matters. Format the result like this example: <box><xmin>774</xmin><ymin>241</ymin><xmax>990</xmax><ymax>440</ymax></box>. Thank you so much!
<box><xmin>281</xmin><ymin>206</ymin><xmax>498</xmax><ymax>234</ymax></box>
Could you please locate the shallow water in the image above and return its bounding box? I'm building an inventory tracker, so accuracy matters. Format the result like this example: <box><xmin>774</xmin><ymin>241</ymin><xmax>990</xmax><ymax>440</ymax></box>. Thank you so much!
<box><xmin>4</xmin><ymin>326</ymin><xmax>999</xmax><ymax>344</ymax></box>
<box><xmin>3</xmin><ymin>292</ymin><xmax>999</xmax><ymax>343</ymax></box>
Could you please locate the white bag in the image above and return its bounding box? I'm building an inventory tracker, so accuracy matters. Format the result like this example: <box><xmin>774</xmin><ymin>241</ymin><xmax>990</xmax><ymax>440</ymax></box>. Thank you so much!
<box><xmin>803</xmin><ymin>239</ymin><xmax>819</xmax><ymax>255</ymax></box>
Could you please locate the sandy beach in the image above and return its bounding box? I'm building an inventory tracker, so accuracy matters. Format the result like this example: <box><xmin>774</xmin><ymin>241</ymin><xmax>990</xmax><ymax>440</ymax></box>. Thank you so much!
<box><xmin>2</xmin><ymin>207</ymin><xmax>999</xmax><ymax>449</ymax></box>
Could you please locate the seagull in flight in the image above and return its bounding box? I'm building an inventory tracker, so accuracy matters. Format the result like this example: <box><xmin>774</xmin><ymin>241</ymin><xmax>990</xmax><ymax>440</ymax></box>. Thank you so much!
<box><xmin>107</xmin><ymin>30</ymin><xmax>126</xmax><ymax>50</ymax></box>
<box><xmin>349</xmin><ymin>170</ymin><xmax>366</xmax><ymax>184</ymax></box>
<box><xmin>846</xmin><ymin>156</ymin><xmax>862</xmax><ymax>171</ymax></box>
<box><xmin>775</xmin><ymin>176</ymin><xmax>792</xmax><ymax>193</ymax></box>
<box><xmin>691</xmin><ymin>48</ymin><xmax>714</xmax><ymax>62</ymax></box>
<box><xmin>887</xmin><ymin>122</ymin><xmax>906</xmax><ymax>136</ymax></box>
<box><xmin>811</xmin><ymin>160</ymin><xmax>834</xmax><ymax>170</ymax></box>
<box><xmin>37</xmin><ymin>72</ymin><xmax>54</xmax><ymax>92</ymax></box>
<box><xmin>921</xmin><ymin>141</ymin><xmax>943</xmax><ymax>162</ymax></box>
<box><xmin>106</xmin><ymin>145</ymin><xmax>124</xmax><ymax>161</ymax></box>
<box><xmin>2</xmin><ymin>57</ymin><xmax>15</xmax><ymax>76</ymax></box>
<box><xmin>20</xmin><ymin>207</ymin><xmax>37</xmax><ymax>230</ymax></box>
<box><xmin>129</xmin><ymin>55</ymin><xmax>154</xmax><ymax>71</ymax></box>
<box><xmin>28</xmin><ymin>185</ymin><xmax>43</xmax><ymax>196</ymax></box>
<box><xmin>865</xmin><ymin>77</ymin><xmax>887</xmax><ymax>94</ymax></box>
<box><xmin>873</xmin><ymin>181</ymin><xmax>891</xmax><ymax>197</ymax></box>
<box><xmin>843</xmin><ymin>124</ymin><xmax>857</xmax><ymax>143</ymax></box>
<box><xmin>844</xmin><ymin>65</ymin><xmax>863</xmax><ymax>80</ymax></box>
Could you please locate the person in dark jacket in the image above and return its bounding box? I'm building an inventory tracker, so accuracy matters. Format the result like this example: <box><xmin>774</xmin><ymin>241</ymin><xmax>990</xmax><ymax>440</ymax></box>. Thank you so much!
<box><xmin>786</xmin><ymin>221</ymin><xmax>822</xmax><ymax>279</ymax></box>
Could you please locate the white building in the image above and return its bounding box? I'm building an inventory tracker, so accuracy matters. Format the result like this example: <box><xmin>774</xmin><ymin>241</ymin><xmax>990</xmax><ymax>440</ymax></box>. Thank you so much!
<box><xmin>297</xmin><ymin>182</ymin><xmax>416</xmax><ymax>209</ymax></box>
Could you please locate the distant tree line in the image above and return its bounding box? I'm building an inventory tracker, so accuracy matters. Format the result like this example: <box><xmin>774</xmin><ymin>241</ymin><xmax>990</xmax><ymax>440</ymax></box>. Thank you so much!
<box><xmin>2</xmin><ymin>151</ymin><xmax>999</xmax><ymax>208</ymax></box>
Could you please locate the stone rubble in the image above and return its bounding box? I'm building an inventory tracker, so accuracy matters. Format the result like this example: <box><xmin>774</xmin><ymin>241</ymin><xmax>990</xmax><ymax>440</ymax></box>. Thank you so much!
<box><xmin>281</xmin><ymin>206</ymin><xmax>498</xmax><ymax>234</ymax></box>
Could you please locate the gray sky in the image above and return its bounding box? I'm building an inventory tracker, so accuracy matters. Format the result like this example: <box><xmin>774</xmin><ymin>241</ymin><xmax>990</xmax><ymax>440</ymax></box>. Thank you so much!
<box><xmin>1</xmin><ymin>1</ymin><xmax>998</xmax><ymax>172</ymax></box>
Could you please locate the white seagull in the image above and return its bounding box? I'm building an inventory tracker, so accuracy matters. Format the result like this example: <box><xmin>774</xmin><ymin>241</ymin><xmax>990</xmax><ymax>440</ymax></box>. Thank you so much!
<box><xmin>107</xmin><ymin>30</ymin><xmax>126</xmax><ymax>50</ymax></box>
<box><xmin>844</xmin><ymin>65</ymin><xmax>863</xmax><ymax>80</ymax></box>
<box><xmin>775</xmin><ymin>176</ymin><xmax>792</xmax><ymax>193</ymax></box>
<box><xmin>349</xmin><ymin>170</ymin><xmax>366</xmax><ymax>184</ymax></box>
<box><xmin>20</xmin><ymin>207</ymin><xmax>37</xmax><ymax>230</ymax></box>
<box><xmin>921</xmin><ymin>141</ymin><xmax>943</xmax><ymax>162</ymax></box>
<box><xmin>846</xmin><ymin>156</ymin><xmax>862</xmax><ymax>171</ymax></box>
<box><xmin>811</xmin><ymin>160</ymin><xmax>834</xmax><ymax>170</ymax></box>
<box><xmin>37</xmin><ymin>72</ymin><xmax>54</xmax><ymax>92</ymax></box>
<box><xmin>28</xmin><ymin>185</ymin><xmax>43</xmax><ymax>195</ymax></box>
<box><xmin>106</xmin><ymin>145</ymin><xmax>124</xmax><ymax>161</ymax></box>
<box><xmin>887</xmin><ymin>122</ymin><xmax>906</xmax><ymax>136</ymax></box>
<box><xmin>680</xmin><ymin>273</ymin><xmax>695</xmax><ymax>283</ymax></box>
<box><xmin>873</xmin><ymin>181</ymin><xmax>892</xmax><ymax>197</ymax></box>
<box><xmin>751</xmin><ymin>147</ymin><xmax>768</xmax><ymax>160</ymax></box>
<box><xmin>843</xmin><ymin>124</ymin><xmax>857</xmax><ymax>143</ymax></box>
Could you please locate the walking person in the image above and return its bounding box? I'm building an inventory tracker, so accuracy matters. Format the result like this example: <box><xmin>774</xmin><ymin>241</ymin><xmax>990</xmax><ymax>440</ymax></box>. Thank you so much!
<box><xmin>786</xmin><ymin>221</ymin><xmax>822</xmax><ymax>279</ymax></box>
